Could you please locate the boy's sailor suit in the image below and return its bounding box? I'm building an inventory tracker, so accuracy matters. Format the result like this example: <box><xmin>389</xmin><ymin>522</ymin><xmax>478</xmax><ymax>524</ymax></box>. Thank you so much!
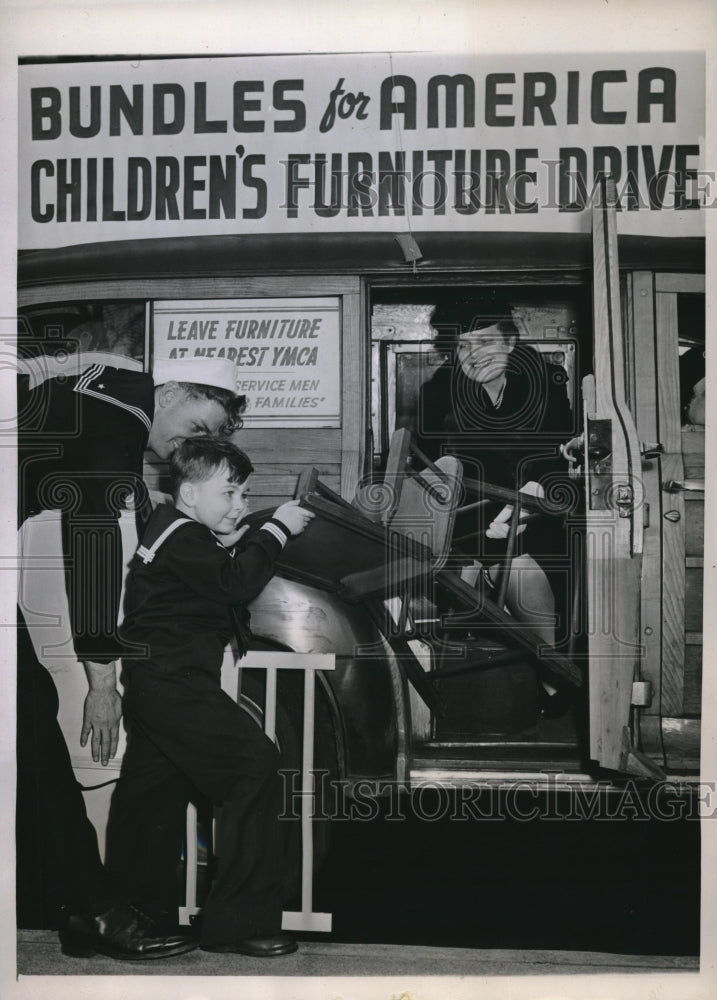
<box><xmin>105</xmin><ymin>503</ymin><xmax>293</xmax><ymax>946</ymax></box>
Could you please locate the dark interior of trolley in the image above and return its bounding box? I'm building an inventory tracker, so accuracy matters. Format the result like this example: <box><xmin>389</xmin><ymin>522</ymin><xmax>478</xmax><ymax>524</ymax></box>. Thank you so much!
<box><xmin>366</xmin><ymin>283</ymin><xmax>591</xmax><ymax>768</ymax></box>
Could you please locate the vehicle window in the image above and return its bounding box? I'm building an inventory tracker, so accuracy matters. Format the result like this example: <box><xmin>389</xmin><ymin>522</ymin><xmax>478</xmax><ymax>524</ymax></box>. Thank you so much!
<box><xmin>678</xmin><ymin>294</ymin><xmax>705</xmax><ymax>430</ymax></box>
<box><xmin>370</xmin><ymin>286</ymin><xmax>589</xmax><ymax>468</ymax></box>
<box><xmin>18</xmin><ymin>300</ymin><xmax>146</xmax><ymax>364</ymax></box>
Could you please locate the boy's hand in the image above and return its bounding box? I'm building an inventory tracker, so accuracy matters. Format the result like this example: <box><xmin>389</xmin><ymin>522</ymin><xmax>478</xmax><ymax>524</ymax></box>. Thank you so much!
<box><xmin>215</xmin><ymin>523</ymin><xmax>251</xmax><ymax>548</ymax></box>
<box><xmin>273</xmin><ymin>499</ymin><xmax>315</xmax><ymax>536</ymax></box>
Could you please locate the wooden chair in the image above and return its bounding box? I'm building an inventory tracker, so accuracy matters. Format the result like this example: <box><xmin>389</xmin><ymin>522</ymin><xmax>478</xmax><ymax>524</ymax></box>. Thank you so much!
<box><xmin>347</xmin><ymin>428</ymin><xmax>582</xmax><ymax>691</ymax></box>
<box><xmin>342</xmin><ymin>427</ymin><xmax>463</xmax><ymax>602</ymax></box>
<box><xmin>262</xmin><ymin>430</ymin><xmax>581</xmax><ymax>712</ymax></box>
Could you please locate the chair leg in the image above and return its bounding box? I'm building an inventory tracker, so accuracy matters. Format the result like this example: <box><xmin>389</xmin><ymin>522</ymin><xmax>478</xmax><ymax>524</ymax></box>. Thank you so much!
<box><xmin>493</xmin><ymin>499</ymin><xmax>522</xmax><ymax>607</ymax></box>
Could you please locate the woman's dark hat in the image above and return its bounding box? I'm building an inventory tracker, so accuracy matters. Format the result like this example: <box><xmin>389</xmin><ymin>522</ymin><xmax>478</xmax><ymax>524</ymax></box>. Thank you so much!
<box><xmin>431</xmin><ymin>293</ymin><xmax>515</xmax><ymax>337</ymax></box>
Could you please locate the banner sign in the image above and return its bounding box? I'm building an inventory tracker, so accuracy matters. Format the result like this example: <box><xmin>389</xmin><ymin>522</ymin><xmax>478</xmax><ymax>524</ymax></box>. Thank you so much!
<box><xmin>19</xmin><ymin>51</ymin><xmax>706</xmax><ymax>247</ymax></box>
<box><xmin>153</xmin><ymin>297</ymin><xmax>341</xmax><ymax>427</ymax></box>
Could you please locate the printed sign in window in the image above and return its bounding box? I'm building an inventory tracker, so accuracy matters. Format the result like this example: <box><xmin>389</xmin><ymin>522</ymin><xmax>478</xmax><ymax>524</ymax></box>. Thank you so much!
<box><xmin>153</xmin><ymin>297</ymin><xmax>341</xmax><ymax>427</ymax></box>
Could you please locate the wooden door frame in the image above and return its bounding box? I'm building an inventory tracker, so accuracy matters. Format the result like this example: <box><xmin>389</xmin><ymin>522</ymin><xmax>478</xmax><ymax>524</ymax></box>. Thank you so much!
<box><xmin>586</xmin><ymin>184</ymin><xmax>646</xmax><ymax>773</ymax></box>
<box><xmin>631</xmin><ymin>271</ymin><xmax>705</xmax><ymax>768</ymax></box>
<box><xmin>629</xmin><ymin>271</ymin><xmax>663</xmax><ymax>755</ymax></box>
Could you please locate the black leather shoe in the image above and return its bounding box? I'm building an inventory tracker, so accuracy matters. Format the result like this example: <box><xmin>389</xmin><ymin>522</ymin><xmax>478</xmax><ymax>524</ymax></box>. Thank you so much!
<box><xmin>202</xmin><ymin>932</ymin><xmax>298</xmax><ymax>957</ymax></box>
<box><xmin>59</xmin><ymin>902</ymin><xmax>199</xmax><ymax>960</ymax></box>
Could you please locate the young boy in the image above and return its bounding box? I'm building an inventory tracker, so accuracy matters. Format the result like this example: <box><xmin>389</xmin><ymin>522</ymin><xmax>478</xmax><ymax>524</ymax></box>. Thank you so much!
<box><xmin>102</xmin><ymin>436</ymin><xmax>313</xmax><ymax>958</ymax></box>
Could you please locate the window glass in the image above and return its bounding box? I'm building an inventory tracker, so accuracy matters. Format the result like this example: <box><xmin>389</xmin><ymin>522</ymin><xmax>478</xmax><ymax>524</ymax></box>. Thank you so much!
<box><xmin>18</xmin><ymin>301</ymin><xmax>146</xmax><ymax>364</ymax></box>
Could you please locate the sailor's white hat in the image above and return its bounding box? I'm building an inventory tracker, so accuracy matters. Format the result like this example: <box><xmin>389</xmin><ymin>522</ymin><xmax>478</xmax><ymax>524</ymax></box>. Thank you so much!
<box><xmin>153</xmin><ymin>358</ymin><xmax>238</xmax><ymax>394</ymax></box>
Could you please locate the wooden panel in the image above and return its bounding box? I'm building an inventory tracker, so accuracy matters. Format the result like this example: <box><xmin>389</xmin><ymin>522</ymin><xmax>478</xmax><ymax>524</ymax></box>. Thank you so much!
<box><xmin>682</xmin><ymin>461</ymin><xmax>706</xmax><ymax>481</ymax></box>
<box><xmin>654</xmin><ymin>273</ymin><xmax>705</xmax><ymax>294</ymax></box>
<box><xmin>638</xmin><ymin>716</ymin><xmax>664</xmax><ymax>762</ymax></box>
<box><xmin>247</xmin><ymin>461</ymin><xmax>341</xmax><ymax>479</ymax></box>
<box><xmin>681</xmin><ymin>428</ymin><xmax>705</xmax><ymax>462</ymax></box>
<box><xmin>247</xmin><ymin>473</ymin><xmax>340</xmax><ymax>501</ymax></box>
<box><xmin>630</xmin><ymin>272</ymin><xmax>662</xmax><ymax>718</ymax></box>
<box><xmin>659</xmin><ymin>453</ymin><xmax>686</xmax><ymax>717</ymax></box>
<box><xmin>587</xmin><ymin>528</ymin><xmax>642</xmax><ymax>768</ymax></box>
<box><xmin>681</xmin><ymin>428</ymin><xmax>705</xmax><ymax>480</ymax></box>
<box><xmin>243</xmin><ymin>452</ymin><xmax>340</xmax><ymax>478</ymax></box>
<box><xmin>340</xmin><ymin>291</ymin><xmax>366</xmax><ymax>500</ymax></box>
<box><xmin>587</xmin><ymin>184</ymin><xmax>644</xmax><ymax>772</ymax></box>
<box><xmin>237</xmin><ymin>428</ymin><xmax>342</xmax><ymax>466</ymax></box>
<box><xmin>141</xmin><ymin>456</ymin><xmax>339</xmax><ymax>506</ymax></box>
<box><xmin>19</xmin><ymin>275</ymin><xmax>361</xmax><ymax>307</ymax></box>
<box><xmin>683</xmin><ymin>645</ymin><xmax>703</xmax><ymax>716</ymax></box>
<box><xmin>237</xmin><ymin>428</ymin><xmax>343</xmax><ymax>504</ymax></box>
<box><xmin>622</xmin><ymin>276</ymin><xmax>636</xmax><ymax>412</ymax></box>
<box><xmin>655</xmin><ymin>291</ymin><xmax>686</xmax><ymax>717</ymax></box>
<box><xmin>142</xmin><ymin>433</ymin><xmax>342</xmax><ymax>474</ymax></box>
<box><xmin>684</xmin><ymin>568</ymin><xmax>703</xmax><ymax>633</ymax></box>
<box><xmin>656</xmin><ymin>295</ymin><xmax>682</xmax><ymax>454</ymax></box>
<box><xmin>684</xmin><ymin>501</ymin><xmax>704</xmax><ymax>556</ymax></box>
<box><xmin>661</xmin><ymin>717</ymin><xmax>700</xmax><ymax>770</ymax></box>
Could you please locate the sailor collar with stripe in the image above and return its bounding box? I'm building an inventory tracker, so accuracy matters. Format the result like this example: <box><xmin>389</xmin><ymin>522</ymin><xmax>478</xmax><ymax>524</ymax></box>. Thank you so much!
<box><xmin>136</xmin><ymin>504</ymin><xmax>289</xmax><ymax>565</ymax></box>
<box><xmin>19</xmin><ymin>352</ymin><xmax>153</xmax><ymax>435</ymax></box>
<box><xmin>19</xmin><ymin>350</ymin><xmax>143</xmax><ymax>388</ymax></box>
<box><xmin>73</xmin><ymin>363</ymin><xmax>153</xmax><ymax>434</ymax></box>
<box><xmin>136</xmin><ymin>510</ymin><xmax>196</xmax><ymax>564</ymax></box>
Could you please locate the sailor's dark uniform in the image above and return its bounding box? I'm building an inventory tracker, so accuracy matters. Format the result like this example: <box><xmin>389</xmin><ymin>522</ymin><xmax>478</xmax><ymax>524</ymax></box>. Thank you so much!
<box><xmin>105</xmin><ymin>503</ymin><xmax>293</xmax><ymax>945</ymax></box>
<box><xmin>17</xmin><ymin>360</ymin><xmax>154</xmax><ymax>926</ymax></box>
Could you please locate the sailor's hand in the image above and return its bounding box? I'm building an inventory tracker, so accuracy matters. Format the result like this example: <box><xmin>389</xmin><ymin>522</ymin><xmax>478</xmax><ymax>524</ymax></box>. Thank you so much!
<box><xmin>81</xmin><ymin>661</ymin><xmax>122</xmax><ymax>766</ymax></box>
<box><xmin>273</xmin><ymin>500</ymin><xmax>315</xmax><ymax>536</ymax></box>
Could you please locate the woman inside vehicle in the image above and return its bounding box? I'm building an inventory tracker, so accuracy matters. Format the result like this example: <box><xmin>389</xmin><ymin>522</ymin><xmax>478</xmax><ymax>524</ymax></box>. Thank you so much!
<box><xmin>412</xmin><ymin>293</ymin><xmax>578</xmax><ymax>715</ymax></box>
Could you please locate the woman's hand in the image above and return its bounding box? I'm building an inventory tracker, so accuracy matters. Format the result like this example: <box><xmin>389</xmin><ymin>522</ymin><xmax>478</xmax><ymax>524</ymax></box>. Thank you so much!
<box><xmin>486</xmin><ymin>481</ymin><xmax>543</xmax><ymax>539</ymax></box>
<box><xmin>560</xmin><ymin>434</ymin><xmax>584</xmax><ymax>465</ymax></box>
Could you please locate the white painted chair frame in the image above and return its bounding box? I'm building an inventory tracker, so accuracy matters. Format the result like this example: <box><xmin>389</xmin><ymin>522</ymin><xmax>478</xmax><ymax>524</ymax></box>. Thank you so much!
<box><xmin>179</xmin><ymin>650</ymin><xmax>335</xmax><ymax>933</ymax></box>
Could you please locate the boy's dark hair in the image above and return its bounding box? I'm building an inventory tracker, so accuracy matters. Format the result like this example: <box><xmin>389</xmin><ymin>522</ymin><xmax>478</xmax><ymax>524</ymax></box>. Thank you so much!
<box><xmin>169</xmin><ymin>436</ymin><xmax>254</xmax><ymax>502</ymax></box>
<box><xmin>177</xmin><ymin>382</ymin><xmax>247</xmax><ymax>436</ymax></box>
